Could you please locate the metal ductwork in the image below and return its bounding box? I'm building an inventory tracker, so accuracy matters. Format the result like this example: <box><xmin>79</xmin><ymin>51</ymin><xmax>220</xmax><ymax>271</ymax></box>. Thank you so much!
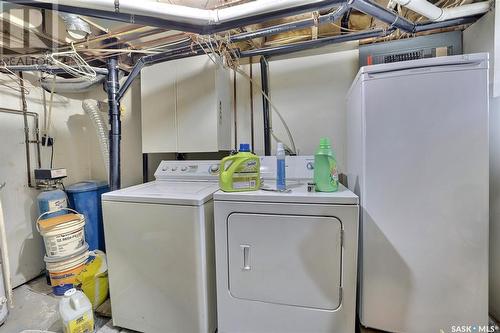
<box><xmin>59</xmin><ymin>12</ymin><xmax>91</xmax><ymax>40</ymax></box>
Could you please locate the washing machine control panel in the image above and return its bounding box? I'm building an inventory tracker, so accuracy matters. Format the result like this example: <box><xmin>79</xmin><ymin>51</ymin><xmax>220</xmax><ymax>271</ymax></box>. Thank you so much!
<box><xmin>154</xmin><ymin>160</ymin><xmax>221</xmax><ymax>180</ymax></box>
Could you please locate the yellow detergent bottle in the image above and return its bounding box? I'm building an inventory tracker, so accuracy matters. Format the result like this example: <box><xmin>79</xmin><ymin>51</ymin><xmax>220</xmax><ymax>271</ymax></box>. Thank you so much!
<box><xmin>220</xmin><ymin>144</ymin><xmax>260</xmax><ymax>192</ymax></box>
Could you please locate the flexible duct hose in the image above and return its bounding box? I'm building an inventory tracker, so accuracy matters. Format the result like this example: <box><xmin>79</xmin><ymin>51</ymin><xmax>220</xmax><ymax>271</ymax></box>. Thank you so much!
<box><xmin>82</xmin><ymin>100</ymin><xmax>109</xmax><ymax>178</ymax></box>
<box><xmin>40</xmin><ymin>75</ymin><xmax>106</xmax><ymax>94</ymax></box>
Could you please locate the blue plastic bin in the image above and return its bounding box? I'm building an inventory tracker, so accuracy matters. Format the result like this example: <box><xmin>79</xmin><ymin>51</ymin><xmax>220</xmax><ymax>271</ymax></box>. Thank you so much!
<box><xmin>66</xmin><ymin>180</ymin><xmax>109</xmax><ymax>251</ymax></box>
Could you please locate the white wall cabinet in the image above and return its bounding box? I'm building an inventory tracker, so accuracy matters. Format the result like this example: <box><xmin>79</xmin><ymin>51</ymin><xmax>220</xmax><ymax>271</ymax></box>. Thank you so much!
<box><xmin>141</xmin><ymin>55</ymin><xmax>232</xmax><ymax>153</ymax></box>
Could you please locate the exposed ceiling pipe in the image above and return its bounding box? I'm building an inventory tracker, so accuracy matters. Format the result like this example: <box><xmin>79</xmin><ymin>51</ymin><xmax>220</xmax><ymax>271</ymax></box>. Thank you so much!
<box><xmin>0</xmin><ymin>65</ymin><xmax>108</xmax><ymax>75</ymax></box>
<box><xmin>239</xmin><ymin>28</ymin><xmax>396</xmax><ymax>58</ymax></box>
<box><xmin>117</xmin><ymin>6</ymin><xmax>482</xmax><ymax>101</ymax></box>
<box><xmin>229</xmin><ymin>4</ymin><xmax>351</xmax><ymax>43</ymax></box>
<box><xmin>413</xmin><ymin>14</ymin><xmax>479</xmax><ymax>31</ymax></box>
<box><xmin>349</xmin><ymin>0</ymin><xmax>416</xmax><ymax>32</ymax></box>
<box><xmin>392</xmin><ymin>0</ymin><xmax>490</xmax><ymax>21</ymax></box>
<box><xmin>5</xmin><ymin>0</ymin><xmax>345</xmax><ymax>34</ymax></box>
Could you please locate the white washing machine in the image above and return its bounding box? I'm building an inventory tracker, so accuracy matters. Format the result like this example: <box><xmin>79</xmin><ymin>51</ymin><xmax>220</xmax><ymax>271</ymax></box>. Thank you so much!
<box><xmin>214</xmin><ymin>156</ymin><xmax>359</xmax><ymax>333</ymax></box>
<box><xmin>101</xmin><ymin>160</ymin><xmax>221</xmax><ymax>333</ymax></box>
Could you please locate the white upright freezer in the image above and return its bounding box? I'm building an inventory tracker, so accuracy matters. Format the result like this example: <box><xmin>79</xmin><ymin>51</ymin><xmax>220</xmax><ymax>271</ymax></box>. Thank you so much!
<box><xmin>346</xmin><ymin>53</ymin><xmax>489</xmax><ymax>333</ymax></box>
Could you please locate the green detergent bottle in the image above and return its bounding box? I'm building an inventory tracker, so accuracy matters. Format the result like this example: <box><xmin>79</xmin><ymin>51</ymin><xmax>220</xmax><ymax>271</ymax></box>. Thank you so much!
<box><xmin>314</xmin><ymin>138</ymin><xmax>339</xmax><ymax>192</ymax></box>
<box><xmin>219</xmin><ymin>144</ymin><xmax>260</xmax><ymax>192</ymax></box>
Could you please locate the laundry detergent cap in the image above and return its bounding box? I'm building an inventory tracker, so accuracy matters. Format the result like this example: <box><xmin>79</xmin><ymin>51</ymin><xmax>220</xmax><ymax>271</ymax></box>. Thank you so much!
<box><xmin>239</xmin><ymin>143</ymin><xmax>251</xmax><ymax>152</ymax></box>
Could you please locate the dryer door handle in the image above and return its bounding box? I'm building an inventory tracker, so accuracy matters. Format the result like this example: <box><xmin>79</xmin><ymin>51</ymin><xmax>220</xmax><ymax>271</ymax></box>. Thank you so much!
<box><xmin>240</xmin><ymin>245</ymin><xmax>251</xmax><ymax>271</ymax></box>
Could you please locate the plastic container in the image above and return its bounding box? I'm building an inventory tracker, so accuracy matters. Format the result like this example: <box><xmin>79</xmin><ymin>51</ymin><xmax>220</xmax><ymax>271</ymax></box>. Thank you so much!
<box><xmin>77</xmin><ymin>250</ymin><xmax>109</xmax><ymax>309</ymax></box>
<box><xmin>314</xmin><ymin>138</ymin><xmax>339</xmax><ymax>192</ymax></box>
<box><xmin>59</xmin><ymin>288</ymin><xmax>94</xmax><ymax>333</ymax></box>
<box><xmin>276</xmin><ymin>142</ymin><xmax>286</xmax><ymax>191</ymax></box>
<box><xmin>220</xmin><ymin>144</ymin><xmax>260</xmax><ymax>192</ymax></box>
<box><xmin>45</xmin><ymin>244</ymin><xmax>90</xmax><ymax>296</ymax></box>
<box><xmin>37</xmin><ymin>188</ymin><xmax>68</xmax><ymax>220</ymax></box>
<box><xmin>66</xmin><ymin>181</ymin><xmax>109</xmax><ymax>251</ymax></box>
<box><xmin>37</xmin><ymin>210</ymin><xmax>86</xmax><ymax>258</ymax></box>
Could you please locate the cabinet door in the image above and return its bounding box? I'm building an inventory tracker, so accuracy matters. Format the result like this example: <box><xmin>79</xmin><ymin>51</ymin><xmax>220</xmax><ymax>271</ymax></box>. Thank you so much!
<box><xmin>176</xmin><ymin>56</ymin><xmax>219</xmax><ymax>152</ymax></box>
<box><xmin>141</xmin><ymin>61</ymin><xmax>177</xmax><ymax>153</ymax></box>
<box><xmin>227</xmin><ymin>213</ymin><xmax>343</xmax><ymax>310</ymax></box>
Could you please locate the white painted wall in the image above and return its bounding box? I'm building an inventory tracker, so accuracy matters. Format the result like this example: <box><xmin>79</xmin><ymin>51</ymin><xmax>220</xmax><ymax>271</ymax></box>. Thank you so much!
<box><xmin>234</xmin><ymin>43</ymin><xmax>359</xmax><ymax>173</ymax></box>
<box><xmin>463</xmin><ymin>9</ymin><xmax>500</xmax><ymax>320</ymax></box>
<box><xmin>0</xmin><ymin>74</ymin><xmax>141</xmax><ymax>287</ymax></box>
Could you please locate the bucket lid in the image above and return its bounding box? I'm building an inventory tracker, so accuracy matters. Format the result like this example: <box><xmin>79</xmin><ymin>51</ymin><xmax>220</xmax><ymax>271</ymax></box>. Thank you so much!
<box><xmin>44</xmin><ymin>243</ymin><xmax>89</xmax><ymax>263</ymax></box>
<box><xmin>38</xmin><ymin>213</ymin><xmax>83</xmax><ymax>232</ymax></box>
<box><xmin>66</xmin><ymin>180</ymin><xmax>109</xmax><ymax>193</ymax></box>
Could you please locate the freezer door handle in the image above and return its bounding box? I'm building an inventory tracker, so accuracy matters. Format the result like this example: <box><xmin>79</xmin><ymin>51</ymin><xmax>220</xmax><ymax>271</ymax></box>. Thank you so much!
<box><xmin>241</xmin><ymin>244</ymin><xmax>251</xmax><ymax>271</ymax></box>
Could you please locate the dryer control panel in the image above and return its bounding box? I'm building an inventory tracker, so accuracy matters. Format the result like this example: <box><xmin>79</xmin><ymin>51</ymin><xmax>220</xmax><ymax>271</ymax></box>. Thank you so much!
<box><xmin>260</xmin><ymin>156</ymin><xmax>314</xmax><ymax>181</ymax></box>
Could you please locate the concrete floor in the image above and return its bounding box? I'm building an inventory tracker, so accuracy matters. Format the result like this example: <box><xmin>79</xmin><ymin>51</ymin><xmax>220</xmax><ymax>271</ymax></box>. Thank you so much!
<box><xmin>0</xmin><ymin>275</ymin><xmax>381</xmax><ymax>333</ymax></box>
<box><xmin>0</xmin><ymin>276</ymin><xmax>128</xmax><ymax>333</ymax></box>
<box><xmin>3</xmin><ymin>276</ymin><xmax>493</xmax><ymax>333</ymax></box>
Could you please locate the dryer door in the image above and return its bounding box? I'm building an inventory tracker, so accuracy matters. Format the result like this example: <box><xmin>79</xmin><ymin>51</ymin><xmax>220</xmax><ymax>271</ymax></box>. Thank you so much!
<box><xmin>227</xmin><ymin>213</ymin><xmax>343</xmax><ymax>310</ymax></box>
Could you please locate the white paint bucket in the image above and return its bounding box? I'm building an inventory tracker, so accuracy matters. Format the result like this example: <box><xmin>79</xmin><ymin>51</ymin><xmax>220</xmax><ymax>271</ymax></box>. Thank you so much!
<box><xmin>37</xmin><ymin>208</ymin><xmax>86</xmax><ymax>258</ymax></box>
<box><xmin>44</xmin><ymin>244</ymin><xmax>90</xmax><ymax>296</ymax></box>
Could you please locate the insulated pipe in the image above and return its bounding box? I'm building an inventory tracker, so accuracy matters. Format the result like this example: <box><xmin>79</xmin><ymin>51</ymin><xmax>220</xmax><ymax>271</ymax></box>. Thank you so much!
<box><xmin>82</xmin><ymin>100</ymin><xmax>109</xmax><ymax>177</ymax></box>
<box><xmin>414</xmin><ymin>15</ymin><xmax>480</xmax><ymax>31</ymax></box>
<box><xmin>5</xmin><ymin>0</ymin><xmax>345</xmax><ymax>34</ymax></box>
<box><xmin>392</xmin><ymin>0</ymin><xmax>490</xmax><ymax>21</ymax></box>
<box><xmin>229</xmin><ymin>4</ymin><xmax>350</xmax><ymax>43</ymax></box>
<box><xmin>260</xmin><ymin>57</ymin><xmax>272</xmax><ymax>156</ymax></box>
<box><xmin>40</xmin><ymin>75</ymin><xmax>106</xmax><ymax>93</ymax></box>
<box><xmin>349</xmin><ymin>0</ymin><xmax>416</xmax><ymax>32</ymax></box>
<box><xmin>0</xmin><ymin>65</ymin><xmax>108</xmax><ymax>76</ymax></box>
<box><xmin>107</xmin><ymin>55</ymin><xmax>121</xmax><ymax>191</ymax></box>
<box><xmin>240</xmin><ymin>28</ymin><xmax>395</xmax><ymax>58</ymax></box>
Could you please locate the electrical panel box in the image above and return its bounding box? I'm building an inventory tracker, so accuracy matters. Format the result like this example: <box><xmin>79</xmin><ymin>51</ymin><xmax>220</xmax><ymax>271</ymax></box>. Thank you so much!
<box><xmin>141</xmin><ymin>55</ymin><xmax>233</xmax><ymax>153</ymax></box>
<box><xmin>359</xmin><ymin>31</ymin><xmax>462</xmax><ymax>67</ymax></box>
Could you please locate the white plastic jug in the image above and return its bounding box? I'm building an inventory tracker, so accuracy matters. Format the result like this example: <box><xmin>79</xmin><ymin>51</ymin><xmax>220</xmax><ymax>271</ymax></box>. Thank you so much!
<box><xmin>59</xmin><ymin>288</ymin><xmax>94</xmax><ymax>333</ymax></box>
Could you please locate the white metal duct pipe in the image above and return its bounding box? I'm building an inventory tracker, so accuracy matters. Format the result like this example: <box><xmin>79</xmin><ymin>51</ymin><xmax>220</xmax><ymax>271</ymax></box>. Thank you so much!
<box><xmin>16</xmin><ymin>0</ymin><xmax>336</xmax><ymax>26</ymax></box>
<box><xmin>394</xmin><ymin>0</ymin><xmax>490</xmax><ymax>21</ymax></box>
